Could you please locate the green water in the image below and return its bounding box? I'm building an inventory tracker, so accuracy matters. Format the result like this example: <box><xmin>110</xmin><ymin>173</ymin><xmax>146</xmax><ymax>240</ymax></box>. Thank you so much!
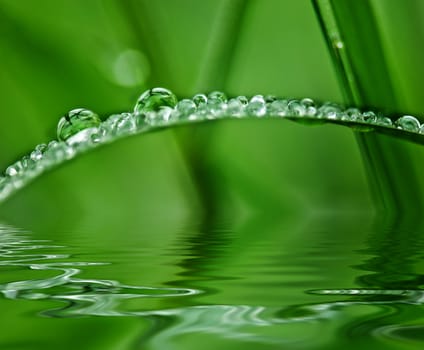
<box><xmin>1</xmin><ymin>211</ymin><xmax>424</xmax><ymax>349</ymax></box>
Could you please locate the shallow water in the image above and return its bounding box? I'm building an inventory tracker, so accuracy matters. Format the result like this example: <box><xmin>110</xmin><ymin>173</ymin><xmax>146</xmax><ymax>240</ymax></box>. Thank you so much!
<box><xmin>1</xmin><ymin>213</ymin><xmax>423</xmax><ymax>350</ymax></box>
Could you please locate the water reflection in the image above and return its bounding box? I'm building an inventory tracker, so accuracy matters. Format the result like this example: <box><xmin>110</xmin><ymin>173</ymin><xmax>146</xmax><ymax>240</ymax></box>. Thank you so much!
<box><xmin>1</xmin><ymin>216</ymin><xmax>424</xmax><ymax>348</ymax></box>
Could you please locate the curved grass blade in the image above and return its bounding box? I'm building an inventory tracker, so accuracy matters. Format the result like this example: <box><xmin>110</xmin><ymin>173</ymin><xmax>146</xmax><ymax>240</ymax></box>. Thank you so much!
<box><xmin>1</xmin><ymin>90</ymin><xmax>423</xmax><ymax>205</ymax></box>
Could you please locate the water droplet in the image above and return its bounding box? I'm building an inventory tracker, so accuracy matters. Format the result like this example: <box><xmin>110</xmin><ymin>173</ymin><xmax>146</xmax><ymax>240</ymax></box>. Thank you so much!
<box><xmin>21</xmin><ymin>155</ymin><xmax>35</xmax><ymax>169</ymax></box>
<box><xmin>176</xmin><ymin>99</ymin><xmax>197</xmax><ymax>120</ymax></box>
<box><xmin>265</xmin><ymin>95</ymin><xmax>277</xmax><ymax>103</ymax></box>
<box><xmin>57</xmin><ymin>109</ymin><xmax>101</xmax><ymax>142</ymax></box>
<box><xmin>208</xmin><ymin>91</ymin><xmax>227</xmax><ymax>103</ymax></box>
<box><xmin>341</xmin><ymin>108</ymin><xmax>361</xmax><ymax>121</ymax></box>
<box><xmin>227</xmin><ymin>98</ymin><xmax>245</xmax><ymax>117</ymax></box>
<box><xmin>5</xmin><ymin>162</ymin><xmax>24</xmax><ymax>177</ymax></box>
<box><xmin>206</xmin><ymin>93</ymin><xmax>227</xmax><ymax>118</ymax></box>
<box><xmin>268</xmin><ymin>99</ymin><xmax>288</xmax><ymax>116</ymax></box>
<box><xmin>375</xmin><ymin>116</ymin><xmax>393</xmax><ymax>127</ymax></box>
<box><xmin>317</xmin><ymin>103</ymin><xmax>341</xmax><ymax>120</ymax></box>
<box><xmin>134</xmin><ymin>88</ymin><xmax>178</xmax><ymax>116</ymax></box>
<box><xmin>396</xmin><ymin>115</ymin><xmax>421</xmax><ymax>132</ymax></box>
<box><xmin>300</xmin><ymin>98</ymin><xmax>317</xmax><ymax>116</ymax></box>
<box><xmin>361</xmin><ymin>111</ymin><xmax>377</xmax><ymax>123</ymax></box>
<box><xmin>334</xmin><ymin>40</ymin><xmax>344</xmax><ymax>49</ymax></box>
<box><xmin>246</xmin><ymin>95</ymin><xmax>266</xmax><ymax>117</ymax></box>
<box><xmin>43</xmin><ymin>141</ymin><xmax>75</xmax><ymax>162</ymax></box>
<box><xmin>115</xmin><ymin>113</ymin><xmax>137</xmax><ymax>134</ymax></box>
<box><xmin>287</xmin><ymin>100</ymin><xmax>306</xmax><ymax>116</ymax></box>
<box><xmin>157</xmin><ymin>107</ymin><xmax>173</xmax><ymax>124</ymax></box>
<box><xmin>237</xmin><ymin>96</ymin><xmax>249</xmax><ymax>106</ymax></box>
<box><xmin>192</xmin><ymin>94</ymin><xmax>208</xmax><ymax>106</ymax></box>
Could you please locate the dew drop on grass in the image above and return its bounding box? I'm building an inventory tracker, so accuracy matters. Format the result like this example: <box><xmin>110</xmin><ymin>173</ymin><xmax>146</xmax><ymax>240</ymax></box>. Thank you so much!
<box><xmin>375</xmin><ymin>116</ymin><xmax>393</xmax><ymax>127</ymax></box>
<box><xmin>176</xmin><ymin>99</ymin><xmax>197</xmax><ymax>120</ymax></box>
<box><xmin>301</xmin><ymin>98</ymin><xmax>317</xmax><ymax>116</ymax></box>
<box><xmin>268</xmin><ymin>99</ymin><xmax>288</xmax><ymax>116</ymax></box>
<box><xmin>134</xmin><ymin>88</ymin><xmax>178</xmax><ymax>116</ymax></box>
<box><xmin>246</xmin><ymin>95</ymin><xmax>266</xmax><ymax>117</ymax></box>
<box><xmin>192</xmin><ymin>94</ymin><xmax>208</xmax><ymax>106</ymax></box>
<box><xmin>361</xmin><ymin>111</ymin><xmax>377</xmax><ymax>123</ymax></box>
<box><xmin>341</xmin><ymin>108</ymin><xmax>361</xmax><ymax>121</ymax></box>
<box><xmin>57</xmin><ymin>108</ymin><xmax>101</xmax><ymax>142</ymax></box>
<box><xmin>287</xmin><ymin>100</ymin><xmax>306</xmax><ymax>116</ymax></box>
<box><xmin>227</xmin><ymin>98</ymin><xmax>245</xmax><ymax>117</ymax></box>
<box><xmin>237</xmin><ymin>96</ymin><xmax>249</xmax><ymax>106</ymax></box>
<box><xmin>2</xmin><ymin>88</ymin><xmax>424</xmax><ymax>204</ymax></box>
<box><xmin>396</xmin><ymin>115</ymin><xmax>421</xmax><ymax>132</ymax></box>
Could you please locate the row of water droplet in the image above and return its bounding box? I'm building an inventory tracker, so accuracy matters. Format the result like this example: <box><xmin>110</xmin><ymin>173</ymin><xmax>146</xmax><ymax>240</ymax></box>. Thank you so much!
<box><xmin>0</xmin><ymin>87</ymin><xmax>423</xmax><ymax>203</ymax></box>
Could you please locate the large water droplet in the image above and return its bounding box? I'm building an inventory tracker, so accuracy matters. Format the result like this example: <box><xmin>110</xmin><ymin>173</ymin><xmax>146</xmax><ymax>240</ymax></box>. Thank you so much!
<box><xmin>396</xmin><ymin>115</ymin><xmax>421</xmax><ymax>132</ymax></box>
<box><xmin>57</xmin><ymin>109</ymin><xmax>101</xmax><ymax>142</ymax></box>
<box><xmin>134</xmin><ymin>87</ymin><xmax>178</xmax><ymax>116</ymax></box>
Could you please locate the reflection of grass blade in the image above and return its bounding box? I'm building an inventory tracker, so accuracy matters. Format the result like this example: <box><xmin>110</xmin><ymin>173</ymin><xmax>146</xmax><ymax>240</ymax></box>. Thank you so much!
<box><xmin>312</xmin><ymin>0</ymin><xmax>422</xmax><ymax>214</ymax></box>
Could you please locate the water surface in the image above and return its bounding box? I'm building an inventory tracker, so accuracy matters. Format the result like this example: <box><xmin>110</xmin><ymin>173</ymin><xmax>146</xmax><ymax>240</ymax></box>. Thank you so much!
<box><xmin>1</xmin><ymin>213</ymin><xmax>423</xmax><ymax>349</ymax></box>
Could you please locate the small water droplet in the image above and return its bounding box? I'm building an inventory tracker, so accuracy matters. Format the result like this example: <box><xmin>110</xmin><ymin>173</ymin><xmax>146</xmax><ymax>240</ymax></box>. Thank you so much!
<box><xmin>375</xmin><ymin>116</ymin><xmax>393</xmax><ymax>127</ymax></box>
<box><xmin>317</xmin><ymin>103</ymin><xmax>341</xmax><ymax>120</ymax></box>
<box><xmin>396</xmin><ymin>115</ymin><xmax>421</xmax><ymax>132</ymax></box>
<box><xmin>57</xmin><ymin>109</ymin><xmax>101</xmax><ymax>142</ymax></box>
<box><xmin>287</xmin><ymin>100</ymin><xmax>306</xmax><ymax>116</ymax></box>
<box><xmin>206</xmin><ymin>93</ymin><xmax>227</xmax><ymax>118</ymax></box>
<box><xmin>30</xmin><ymin>149</ymin><xmax>43</xmax><ymax>162</ymax></box>
<box><xmin>21</xmin><ymin>155</ymin><xmax>35</xmax><ymax>169</ymax></box>
<box><xmin>192</xmin><ymin>94</ymin><xmax>208</xmax><ymax>106</ymax></box>
<box><xmin>300</xmin><ymin>98</ymin><xmax>317</xmax><ymax>116</ymax></box>
<box><xmin>5</xmin><ymin>162</ymin><xmax>24</xmax><ymax>177</ymax></box>
<box><xmin>268</xmin><ymin>99</ymin><xmax>288</xmax><ymax>116</ymax></box>
<box><xmin>265</xmin><ymin>95</ymin><xmax>277</xmax><ymax>103</ymax></box>
<box><xmin>134</xmin><ymin>88</ymin><xmax>178</xmax><ymax>116</ymax></box>
<box><xmin>176</xmin><ymin>99</ymin><xmax>197</xmax><ymax>120</ymax></box>
<box><xmin>334</xmin><ymin>40</ymin><xmax>344</xmax><ymax>49</ymax></box>
<box><xmin>157</xmin><ymin>107</ymin><xmax>173</xmax><ymax>123</ymax></box>
<box><xmin>246</xmin><ymin>95</ymin><xmax>266</xmax><ymax>117</ymax></box>
<box><xmin>227</xmin><ymin>98</ymin><xmax>245</xmax><ymax>117</ymax></box>
<box><xmin>361</xmin><ymin>111</ymin><xmax>377</xmax><ymax>123</ymax></box>
<box><xmin>237</xmin><ymin>96</ymin><xmax>249</xmax><ymax>106</ymax></box>
<box><xmin>115</xmin><ymin>113</ymin><xmax>137</xmax><ymax>134</ymax></box>
<box><xmin>208</xmin><ymin>91</ymin><xmax>227</xmax><ymax>103</ymax></box>
<box><xmin>44</xmin><ymin>141</ymin><xmax>75</xmax><ymax>162</ymax></box>
<box><xmin>341</xmin><ymin>108</ymin><xmax>361</xmax><ymax>121</ymax></box>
